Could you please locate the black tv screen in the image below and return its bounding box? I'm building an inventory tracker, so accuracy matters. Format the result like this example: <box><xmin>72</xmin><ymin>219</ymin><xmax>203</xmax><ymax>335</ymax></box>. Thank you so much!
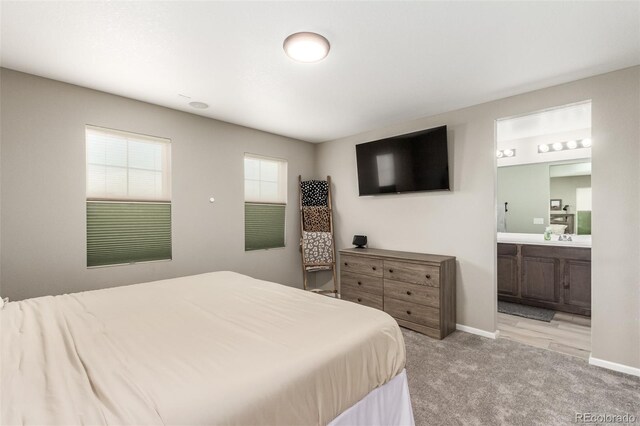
<box><xmin>356</xmin><ymin>125</ymin><xmax>450</xmax><ymax>195</ymax></box>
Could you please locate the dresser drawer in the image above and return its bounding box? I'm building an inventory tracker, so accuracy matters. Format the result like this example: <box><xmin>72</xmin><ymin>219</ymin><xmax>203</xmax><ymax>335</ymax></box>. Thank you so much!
<box><xmin>384</xmin><ymin>279</ymin><xmax>439</xmax><ymax>308</ymax></box>
<box><xmin>341</xmin><ymin>271</ymin><xmax>383</xmax><ymax>296</ymax></box>
<box><xmin>384</xmin><ymin>297</ymin><xmax>440</xmax><ymax>329</ymax></box>
<box><xmin>341</xmin><ymin>255</ymin><xmax>383</xmax><ymax>277</ymax></box>
<box><xmin>384</xmin><ymin>260</ymin><xmax>440</xmax><ymax>287</ymax></box>
<box><xmin>341</xmin><ymin>290</ymin><xmax>383</xmax><ymax>310</ymax></box>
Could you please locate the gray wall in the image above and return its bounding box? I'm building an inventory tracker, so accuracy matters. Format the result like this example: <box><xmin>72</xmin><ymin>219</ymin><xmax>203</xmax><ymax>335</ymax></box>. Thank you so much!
<box><xmin>316</xmin><ymin>66</ymin><xmax>640</xmax><ymax>369</ymax></box>
<box><xmin>550</xmin><ymin>175</ymin><xmax>591</xmax><ymax>213</ymax></box>
<box><xmin>0</xmin><ymin>69</ymin><xmax>316</xmax><ymax>301</ymax></box>
<box><xmin>497</xmin><ymin>163</ymin><xmax>550</xmax><ymax>233</ymax></box>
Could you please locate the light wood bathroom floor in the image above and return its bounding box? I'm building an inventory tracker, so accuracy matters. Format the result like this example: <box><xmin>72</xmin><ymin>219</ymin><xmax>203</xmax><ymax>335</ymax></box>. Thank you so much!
<box><xmin>498</xmin><ymin>311</ymin><xmax>591</xmax><ymax>360</ymax></box>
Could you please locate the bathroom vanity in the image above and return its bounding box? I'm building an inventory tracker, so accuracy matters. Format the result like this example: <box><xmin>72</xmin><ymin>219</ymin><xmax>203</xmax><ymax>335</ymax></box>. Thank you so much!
<box><xmin>497</xmin><ymin>233</ymin><xmax>591</xmax><ymax>316</ymax></box>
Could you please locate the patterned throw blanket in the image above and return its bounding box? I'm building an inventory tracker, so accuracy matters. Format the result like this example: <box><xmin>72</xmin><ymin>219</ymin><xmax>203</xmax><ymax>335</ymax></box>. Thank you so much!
<box><xmin>301</xmin><ymin>180</ymin><xmax>328</xmax><ymax>206</ymax></box>
<box><xmin>303</xmin><ymin>206</ymin><xmax>331</xmax><ymax>232</ymax></box>
<box><xmin>302</xmin><ymin>231</ymin><xmax>334</xmax><ymax>264</ymax></box>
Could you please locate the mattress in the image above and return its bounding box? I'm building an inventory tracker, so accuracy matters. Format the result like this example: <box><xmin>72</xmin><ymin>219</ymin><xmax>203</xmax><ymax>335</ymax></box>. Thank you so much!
<box><xmin>1</xmin><ymin>271</ymin><xmax>406</xmax><ymax>425</ymax></box>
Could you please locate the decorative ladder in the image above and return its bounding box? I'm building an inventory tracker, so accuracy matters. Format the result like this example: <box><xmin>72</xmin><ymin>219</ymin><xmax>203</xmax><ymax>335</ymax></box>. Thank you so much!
<box><xmin>298</xmin><ymin>175</ymin><xmax>337</xmax><ymax>295</ymax></box>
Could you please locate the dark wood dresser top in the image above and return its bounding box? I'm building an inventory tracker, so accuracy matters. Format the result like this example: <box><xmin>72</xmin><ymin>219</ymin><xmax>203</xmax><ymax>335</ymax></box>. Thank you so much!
<box><xmin>339</xmin><ymin>247</ymin><xmax>455</xmax><ymax>264</ymax></box>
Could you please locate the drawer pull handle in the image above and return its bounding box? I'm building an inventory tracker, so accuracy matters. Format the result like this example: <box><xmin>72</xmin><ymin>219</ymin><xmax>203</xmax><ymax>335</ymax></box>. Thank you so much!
<box><xmin>406</xmin><ymin>310</ymin><xmax>412</xmax><ymax>315</ymax></box>
<box><xmin>406</xmin><ymin>291</ymin><xmax>412</xmax><ymax>296</ymax></box>
<box><xmin>389</xmin><ymin>269</ymin><xmax>394</xmax><ymax>273</ymax></box>
<box><xmin>357</xmin><ymin>281</ymin><xmax>362</xmax><ymax>286</ymax></box>
<box><xmin>344</xmin><ymin>262</ymin><xmax>348</xmax><ymax>266</ymax></box>
<box><xmin>357</xmin><ymin>298</ymin><xmax>362</xmax><ymax>302</ymax></box>
<box><xmin>372</xmin><ymin>267</ymin><xmax>377</xmax><ymax>271</ymax></box>
<box><xmin>426</xmin><ymin>274</ymin><xmax>431</xmax><ymax>279</ymax></box>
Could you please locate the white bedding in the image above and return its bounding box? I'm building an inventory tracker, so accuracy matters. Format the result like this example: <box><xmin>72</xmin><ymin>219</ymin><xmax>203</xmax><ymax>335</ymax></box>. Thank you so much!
<box><xmin>1</xmin><ymin>271</ymin><xmax>407</xmax><ymax>425</ymax></box>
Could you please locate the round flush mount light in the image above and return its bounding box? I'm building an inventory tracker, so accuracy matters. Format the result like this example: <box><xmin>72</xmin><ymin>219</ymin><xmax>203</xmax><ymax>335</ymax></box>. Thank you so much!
<box><xmin>189</xmin><ymin>101</ymin><xmax>209</xmax><ymax>109</ymax></box>
<box><xmin>283</xmin><ymin>32</ymin><xmax>330</xmax><ymax>63</ymax></box>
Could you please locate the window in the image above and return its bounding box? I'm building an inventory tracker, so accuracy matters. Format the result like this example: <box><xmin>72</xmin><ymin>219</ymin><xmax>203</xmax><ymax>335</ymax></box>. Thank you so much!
<box><xmin>244</xmin><ymin>154</ymin><xmax>287</xmax><ymax>251</ymax></box>
<box><xmin>86</xmin><ymin>126</ymin><xmax>171</xmax><ymax>267</ymax></box>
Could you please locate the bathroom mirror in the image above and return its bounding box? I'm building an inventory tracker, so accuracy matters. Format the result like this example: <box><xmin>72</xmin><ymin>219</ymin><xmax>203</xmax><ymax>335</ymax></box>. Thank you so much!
<box><xmin>497</xmin><ymin>159</ymin><xmax>591</xmax><ymax>235</ymax></box>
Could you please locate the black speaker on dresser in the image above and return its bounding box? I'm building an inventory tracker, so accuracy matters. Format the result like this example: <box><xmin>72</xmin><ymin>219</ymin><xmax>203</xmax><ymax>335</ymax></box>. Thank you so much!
<box><xmin>352</xmin><ymin>235</ymin><xmax>367</xmax><ymax>249</ymax></box>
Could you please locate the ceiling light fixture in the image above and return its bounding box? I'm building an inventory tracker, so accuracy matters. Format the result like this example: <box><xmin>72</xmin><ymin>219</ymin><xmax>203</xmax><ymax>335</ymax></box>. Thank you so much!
<box><xmin>189</xmin><ymin>101</ymin><xmax>209</xmax><ymax>109</ymax></box>
<box><xmin>283</xmin><ymin>32</ymin><xmax>330</xmax><ymax>63</ymax></box>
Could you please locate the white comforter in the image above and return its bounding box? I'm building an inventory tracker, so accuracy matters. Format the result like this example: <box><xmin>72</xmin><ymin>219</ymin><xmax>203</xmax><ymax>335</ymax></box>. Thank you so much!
<box><xmin>1</xmin><ymin>271</ymin><xmax>406</xmax><ymax>425</ymax></box>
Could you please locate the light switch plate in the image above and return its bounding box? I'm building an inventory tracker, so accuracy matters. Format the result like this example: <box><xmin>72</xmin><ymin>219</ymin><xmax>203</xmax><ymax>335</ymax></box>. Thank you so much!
<box><xmin>533</xmin><ymin>218</ymin><xmax>544</xmax><ymax>225</ymax></box>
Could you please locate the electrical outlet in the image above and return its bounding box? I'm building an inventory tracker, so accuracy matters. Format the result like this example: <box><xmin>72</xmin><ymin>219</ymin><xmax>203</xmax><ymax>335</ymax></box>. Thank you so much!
<box><xmin>533</xmin><ymin>218</ymin><xmax>544</xmax><ymax>225</ymax></box>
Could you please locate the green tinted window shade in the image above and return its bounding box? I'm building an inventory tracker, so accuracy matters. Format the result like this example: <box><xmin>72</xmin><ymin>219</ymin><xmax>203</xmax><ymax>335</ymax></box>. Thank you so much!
<box><xmin>577</xmin><ymin>210</ymin><xmax>592</xmax><ymax>235</ymax></box>
<box><xmin>245</xmin><ymin>203</ymin><xmax>285</xmax><ymax>251</ymax></box>
<box><xmin>87</xmin><ymin>201</ymin><xmax>172</xmax><ymax>267</ymax></box>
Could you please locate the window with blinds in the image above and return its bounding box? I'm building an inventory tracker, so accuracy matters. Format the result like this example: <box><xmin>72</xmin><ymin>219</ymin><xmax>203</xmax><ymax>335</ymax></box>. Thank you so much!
<box><xmin>244</xmin><ymin>154</ymin><xmax>287</xmax><ymax>251</ymax></box>
<box><xmin>86</xmin><ymin>126</ymin><xmax>172</xmax><ymax>267</ymax></box>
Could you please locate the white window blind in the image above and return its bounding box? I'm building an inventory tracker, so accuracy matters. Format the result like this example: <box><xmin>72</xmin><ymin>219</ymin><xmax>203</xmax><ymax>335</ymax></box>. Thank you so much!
<box><xmin>244</xmin><ymin>154</ymin><xmax>287</xmax><ymax>251</ymax></box>
<box><xmin>86</xmin><ymin>126</ymin><xmax>172</xmax><ymax>267</ymax></box>
<box><xmin>244</xmin><ymin>154</ymin><xmax>287</xmax><ymax>204</ymax></box>
<box><xmin>86</xmin><ymin>126</ymin><xmax>171</xmax><ymax>201</ymax></box>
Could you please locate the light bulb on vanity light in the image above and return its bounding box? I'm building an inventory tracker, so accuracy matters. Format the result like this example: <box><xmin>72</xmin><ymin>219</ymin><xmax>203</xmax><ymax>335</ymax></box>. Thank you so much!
<box><xmin>496</xmin><ymin>150</ymin><xmax>504</xmax><ymax>158</ymax></box>
<box><xmin>504</xmin><ymin>149</ymin><xmax>515</xmax><ymax>157</ymax></box>
<box><xmin>581</xmin><ymin>138</ymin><xmax>592</xmax><ymax>148</ymax></box>
<box><xmin>566</xmin><ymin>140</ymin><xmax>578</xmax><ymax>149</ymax></box>
<box><xmin>552</xmin><ymin>142</ymin><xmax>564</xmax><ymax>151</ymax></box>
<box><xmin>539</xmin><ymin>144</ymin><xmax>550</xmax><ymax>153</ymax></box>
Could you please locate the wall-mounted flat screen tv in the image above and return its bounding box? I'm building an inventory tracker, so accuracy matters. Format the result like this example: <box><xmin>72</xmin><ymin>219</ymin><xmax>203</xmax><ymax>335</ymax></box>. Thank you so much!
<box><xmin>355</xmin><ymin>125</ymin><xmax>450</xmax><ymax>195</ymax></box>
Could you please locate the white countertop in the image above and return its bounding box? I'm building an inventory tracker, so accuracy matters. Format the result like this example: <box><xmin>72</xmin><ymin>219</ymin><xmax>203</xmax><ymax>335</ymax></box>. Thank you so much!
<box><xmin>497</xmin><ymin>232</ymin><xmax>592</xmax><ymax>248</ymax></box>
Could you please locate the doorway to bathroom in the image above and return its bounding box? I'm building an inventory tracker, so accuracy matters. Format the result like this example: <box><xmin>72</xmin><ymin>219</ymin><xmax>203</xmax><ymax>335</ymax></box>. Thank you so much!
<box><xmin>495</xmin><ymin>101</ymin><xmax>592</xmax><ymax>360</ymax></box>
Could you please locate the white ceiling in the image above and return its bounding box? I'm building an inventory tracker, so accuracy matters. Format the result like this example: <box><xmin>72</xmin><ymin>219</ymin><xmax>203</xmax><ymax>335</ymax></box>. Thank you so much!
<box><xmin>2</xmin><ymin>1</ymin><xmax>639</xmax><ymax>143</ymax></box>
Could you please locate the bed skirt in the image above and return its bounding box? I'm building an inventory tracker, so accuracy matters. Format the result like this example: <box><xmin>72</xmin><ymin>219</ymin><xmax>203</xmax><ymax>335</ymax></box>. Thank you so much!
<box><xmin>329</xmin><ymin>369</ymin><xmax>414</xmax><ymax>426</ymax></box>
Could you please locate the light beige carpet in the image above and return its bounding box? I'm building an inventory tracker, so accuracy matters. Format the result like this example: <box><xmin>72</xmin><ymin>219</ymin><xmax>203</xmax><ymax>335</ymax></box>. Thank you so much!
<box><xmin>403</xmin><ymin>329</ymin><xmax>640</xmax><ymax>425</ymax></box>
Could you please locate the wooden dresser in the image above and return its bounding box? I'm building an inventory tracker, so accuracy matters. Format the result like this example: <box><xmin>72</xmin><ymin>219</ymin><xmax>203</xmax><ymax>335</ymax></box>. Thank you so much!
<box><xmin>339</xmin><ymin>248</ymin><xmax>456</xmax><ymax>340</ymax></box>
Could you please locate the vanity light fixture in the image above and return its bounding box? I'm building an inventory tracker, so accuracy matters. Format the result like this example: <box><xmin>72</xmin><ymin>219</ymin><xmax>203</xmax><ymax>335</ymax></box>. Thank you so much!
<box><xmin>283</xmin><ymin>32</ymin><xmax>330</xmax><ymax>63</ymax></box>
<box><xmin>538</xmin><ymin>138</ymin><xmax>592</xmax><ymax>153</ymax></box>
<box><xmin>496</xmin><ymin>149</ymin><xmax>516</xmax><ymax>158</ymax></box>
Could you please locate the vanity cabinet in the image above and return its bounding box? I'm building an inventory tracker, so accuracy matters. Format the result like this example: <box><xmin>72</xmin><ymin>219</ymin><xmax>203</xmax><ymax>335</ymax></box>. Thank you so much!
<box><xmin>339</xmin><ymin>248</ymin><xmax>456</xmax><ymax>340</ymax></box>
<box><xmin>497</xmin><ymin>244</ymin><xmax>518</xmax><ymax>296</ymax></box>
<box><xmin>521</xmin><ymin>256</ymin><xmax>559</xmax><ymax>303</ymax></box>
<box><xmin>564</xmin><ymin>260</ymin><xmax>591</xmax><ymax>308</ymax></box>
<box><xmin>498</xmin><ymin>243</ymin><xmax>591</xmax><ymax>316</ymax></box>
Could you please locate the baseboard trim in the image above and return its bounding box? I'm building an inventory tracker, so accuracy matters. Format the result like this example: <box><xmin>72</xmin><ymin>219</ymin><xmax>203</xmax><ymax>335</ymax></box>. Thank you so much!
<box><xmin>589</xmin><ymin>356</ymin><xmax>640</xmax><ymax>377</ymax></box>
<box><xmin>456</xmin><ymin>324</ymin><xmax>499</xmax><ymax>339</ymax></box>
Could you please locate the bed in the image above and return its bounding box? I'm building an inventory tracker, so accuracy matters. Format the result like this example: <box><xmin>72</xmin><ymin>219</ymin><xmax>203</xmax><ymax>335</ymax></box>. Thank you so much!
<box><xmin>1</xmin><ymin>271</ymin><xmax>413</xmax><ymax>425</ymax></box>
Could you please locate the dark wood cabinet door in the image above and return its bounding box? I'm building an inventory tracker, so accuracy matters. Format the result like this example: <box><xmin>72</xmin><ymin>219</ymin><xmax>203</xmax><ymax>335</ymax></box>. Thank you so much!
<box><xmin>497</xmin><ymin>255</ymin><xmax>518</xmax><ymax>295</ymax></box>
<box><xmin>564</xmin><ymin>260</ymin><xmax>591</xmax><ymax>308</ymax></box>
<box><xmin>521</xmin><ymin>257</ymin><xmax>558</xmax><ymax>302</ymax></box>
